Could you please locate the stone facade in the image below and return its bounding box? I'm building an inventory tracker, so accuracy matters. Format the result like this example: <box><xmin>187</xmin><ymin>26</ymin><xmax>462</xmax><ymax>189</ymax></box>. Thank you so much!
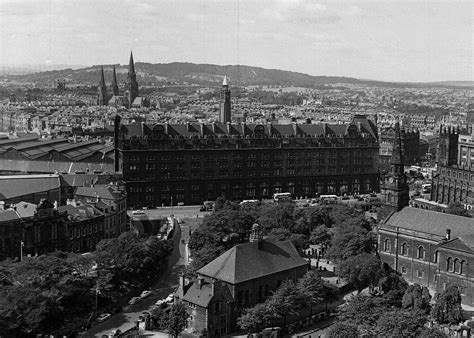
<box><xmin>116</xmin><ymin>115</ymin><xmax>380</xmax><ymax>207</ymax></box>
<box><xmin>378</xmin><ymin>208</ymin><xmax>474</xmax><ymax>306</ymax></box>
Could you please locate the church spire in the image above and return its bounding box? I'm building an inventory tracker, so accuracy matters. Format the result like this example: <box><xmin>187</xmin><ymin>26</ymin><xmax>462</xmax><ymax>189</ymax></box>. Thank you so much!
<box><xmin>100</xmin><ymin>65</ymin><xmax>106</xmax><ymax>87</ymax></box>
<box><xmin>219</xmin><ymin>75</ymin><xmax>231</xmax><ymax>123</ymax></box>
<box><xmin>381</xmin><ymin>119</ymin><xmax>409</xmax><ymax>211</ymax></box>
<box><xmin>129</xmin><ymin>51</ymin><xmax>135</xmax><ymax>74</ymax></box>
<box><xmin>111</xmin><ymin>66</ymin><xmax>119</xmax><ymax>96</ymax></box>
<box><xmin>97</xmin><ymin>66</ymin><xmax>108</xmax><ymax>106</ymax></box>
<box><xmin>127</xmin><ymin>51</ymin><xmax>139</xmax><ymax>108</ymax></box>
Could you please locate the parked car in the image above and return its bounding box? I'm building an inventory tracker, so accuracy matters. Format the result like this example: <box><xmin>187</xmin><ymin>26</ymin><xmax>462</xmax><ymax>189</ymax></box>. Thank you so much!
<box><xmin>140</xmin><ymin>290</ymin><xmax>152</xmax><ymax>298</ymax></box>
<box><xmin>96</xmin><ymin>313</ymin><xmax>111</xmax><ymax>322</ymax></box>
<box><xmin>156</xmin><ymin>298</ymin><xmax>166</xmax><ymax>306</ymax></box>
<box><xmin>129</xmin><ymin>297</ymin><xmax>141</xmax><ymax>305</ymax></box>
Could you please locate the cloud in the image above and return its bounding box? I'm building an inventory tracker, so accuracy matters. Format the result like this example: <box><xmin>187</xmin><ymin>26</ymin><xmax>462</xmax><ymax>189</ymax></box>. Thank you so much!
<box><xmin>262</xmin><ymin>0</ymin><xmax>362</xmax><ymax>25</ymax></box>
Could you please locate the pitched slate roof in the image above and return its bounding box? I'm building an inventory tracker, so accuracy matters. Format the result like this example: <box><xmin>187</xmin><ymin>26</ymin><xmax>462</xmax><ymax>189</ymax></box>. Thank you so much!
<box><xmin>383</xmin><ymin>207</ymin><xmax>474</xmax><ymax>238</ymax></box>
<box><xmin>0</xmin><ymin>174</ymin><xmax>61</xmax><ymax>200</ymax></box>
<box><xmin>197</xmin><ymin>240</ymin><xmax>307</xmax><ymax>284</ymax></box>
<box><xmin>182</xmin><ymin>282</ymin><xmax>214</xmax><ymax>308</ymax></box>
<box><xmin>75</xmin><ymin>185</ymin><xmax>125</xmax><ymax>201</ymax></box>
<box><xmin>0</xmin><ymin>210</ymin><xmax>20</xmax><ymax>222</ymax></box>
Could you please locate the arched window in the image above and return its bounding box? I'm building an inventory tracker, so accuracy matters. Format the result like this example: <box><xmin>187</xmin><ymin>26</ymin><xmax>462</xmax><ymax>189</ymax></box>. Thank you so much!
<box><xmin>460</xmin><ymin>260</ymin><xmax>466</xmax><ymax>274</ymax></box>
<box><xmin>447</xmin><ymin>257</ymin><xmax>454</xmax><ymax>272</ymax></box>
<box><xmin>384</xmin><ymin>239</ymin><xmax>391</xmax><ymax>252</ymax></box>
<box><xmin>400</xmin><ymin>242</ymin><xmax>408</xmax><ymax>256</ymax></box>
<box><xmin>417</xmin><ymin>246</ymin><xmax>425</xmax><ymax>260</ymax></box>
<box><xmin>433</xmin><ymin>251</ymin><xmax>439</xmax><ymax>263</ymax></box>
<box><xmin>454</xmin><ymin>258</ymin><xmax>461</xmax><ymax>274</ymax></box>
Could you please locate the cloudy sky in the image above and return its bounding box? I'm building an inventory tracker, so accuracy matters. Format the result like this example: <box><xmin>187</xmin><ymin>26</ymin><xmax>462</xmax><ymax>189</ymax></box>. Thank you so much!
<box><xmin>0</xmin><ymin>0</ymin><xmax>472</xmax><ymax>82</ymax></box>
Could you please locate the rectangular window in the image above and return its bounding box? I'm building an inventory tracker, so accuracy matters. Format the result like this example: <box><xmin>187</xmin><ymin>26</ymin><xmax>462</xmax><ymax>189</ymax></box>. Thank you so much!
<box><xmin>401</xmin><ymin>266</ymin><xmax>407</xmax><ymax>274</ymax></box>
<box><xmin>417</xmin><ymin>270</ymin><xmax>423</xmax><ymax>278</ymax></box>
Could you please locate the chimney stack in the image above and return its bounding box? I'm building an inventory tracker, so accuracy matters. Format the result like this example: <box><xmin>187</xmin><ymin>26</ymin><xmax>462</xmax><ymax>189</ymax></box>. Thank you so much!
<box><xmin>197</xmin><ymin>276</ymin><xmax>204</xmax><ymax>289</ymax></box>
<box><xmin>446</xmin><ymin>229</ymin><xmax>451</xmax><ymax>241</ymax></box>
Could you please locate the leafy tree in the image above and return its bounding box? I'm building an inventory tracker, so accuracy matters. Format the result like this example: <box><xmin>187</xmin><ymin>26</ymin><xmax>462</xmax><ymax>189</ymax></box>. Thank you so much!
<box><xmin>338</xmin><ymin>294</ymin><xmax>387</xmax><ymax>336</ymax></box>
<box><xmin>402</xmin><ymin>284</ymin><xmax>431</xmax><ymax>314</ymax></box>
<box><xmin>309</xmin><ymin>224</ymin><xmax>332</xmax><ymax>248</ymax></box>
<box><xmin>327</xmin><ymin>322</ymin><xmax>359</xmax><ymax>338</ymax></box>
<box><xmin>257</xmin><ymin>201</ymin><xmax>296</xmax><ymax>231</ymax></box>
<box><xmin>431</xmin><ymin>285</ymin><xmax>464</xmax><ymax>324</ymax></box>
<box><xmin>162</xmin><ymin>301</ymin><xmax>189</xmax><ymax>338</ymax></box>
<box><xmin>296</xmin><ymin>270</ymin><xmax>338</xmax><ymax>315</ymax></box>
<box><xmin>338</xmin><ymin>254</ymin><xmax>383</xmax><ymax>293</ymax></box>
<box><xmin>237</xmin><ymin>303</ymin><xmax>271</xmax><ymax>333</ymax></box>
<box><xmin>326</xmin><ymin>223</ymin><xmax>375</xmax><ymax>262</ymax></box>
<box><xmin>378</xmin><ymin>272</ymin><xmax>408</xmax><ymax>307</ymax></box>
<box><xmin>446</xmin><ymin>202</ymin><xmax>471</xmax><ymax>218</ymax></box>
<box><xmin>376</xmin><ymin>308</ymin><xmax>429</xmax><ymax>336</ymax></box>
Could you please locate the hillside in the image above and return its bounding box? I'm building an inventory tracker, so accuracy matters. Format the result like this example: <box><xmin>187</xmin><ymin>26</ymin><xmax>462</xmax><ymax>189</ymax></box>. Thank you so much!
<box><xmin>3</xmin><ymin>62</ymin><xmax>473</xmax><ymax>89</ymax></box>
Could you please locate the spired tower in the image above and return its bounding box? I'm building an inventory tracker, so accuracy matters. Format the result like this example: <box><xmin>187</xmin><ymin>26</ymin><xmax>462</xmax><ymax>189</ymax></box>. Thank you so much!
<box><xmin>219</xmin><ymin>75</ymin><xmax>231</xmax><ymax>123</ymax></box>
<box><xmin>97</xmin><ymin>66</ymin><xmax>108</xmax><ymax>106</ymax></box>
<box><xmin>127</xmin><ymin>51</ymin><xmax>139</xmax><ymax>108</ymax></box>
<box><xmin>381</xmin><ymin>120</ymin><xmax>410</xmax><ymax>211</ymax></box>
<box><xmin>111</xmin><ymin>65</ymin><xmax>120</xmax><ymax>96</ymax></box>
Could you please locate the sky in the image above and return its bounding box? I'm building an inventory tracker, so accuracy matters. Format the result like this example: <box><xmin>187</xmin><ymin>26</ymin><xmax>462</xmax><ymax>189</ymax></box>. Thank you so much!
<box><xmin>0</xmin><ymin>0</ymin><xmax>472</xmax><ymax>82</ymax></box>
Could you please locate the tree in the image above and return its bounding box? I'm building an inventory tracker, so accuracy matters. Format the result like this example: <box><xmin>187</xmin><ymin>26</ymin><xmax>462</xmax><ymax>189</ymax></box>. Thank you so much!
<box><xmin>376</xmin><ymin>308</ymin><xmax>429</xmax><ymax>337</ymax></box>
<box><xmin>338</xmin><ymin>294</ymin><xmax>386</xmax><ymax>336</ymax></box>
<box><xmin>338</xmin><ymin>254</ymin><xmax>383</xmax><ymax>293</ymax></box>
<box><xmin>378</xmin><ymin>272</ymin><xmax>408</xmax><ymax>307</ymax></box>
<box><xmin>309</xmin><ymin>224</ymin><xmax>332</xmax><ymax>248</ymax></box>
<box><xmin>296</xmin><ymin>270</ymin><xmax>338</xmax><ymax>315</ymax></box>
<box><xmin>266</xmin><ymin>280</ymin><xmax>300</xmax><ymax>329</ymax></box>
<box><xmin>237</xmin><ymin>303</ymin><xmax>271</xmax><ymax>333</ymax></box>
<box><xmin>327</xmin><ymin>322</ymin><xmax>359</xmax><ymax>338</ymax></box>
<box><xmin>402</xmin><ymin>284</ymin><xmax>431</xmax><ymax>314</ymax></box>
<box><xmin>162</xmin><ymin>301</ymin><xmax>189</xmax><ymax>338</ymax></box>
<box><xmin>326</xmin><ymin>224</ymin><xmax>375</xmax><ymax>262</ymax></box>
<box><xmin>431</xmin><ymin>285</ymin><xmax>464</xmax><ymax>324</ymax></box>
<box><xmin>446</xmin><ymin>202</ymin><xmax>471</xmax><ymax>218</ymax></box>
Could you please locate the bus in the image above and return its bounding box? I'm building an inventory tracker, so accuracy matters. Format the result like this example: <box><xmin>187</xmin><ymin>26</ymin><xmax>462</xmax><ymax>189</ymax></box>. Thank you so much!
<box><xmin>319</xmin><ymin>195</ymin><xmax>338</xmax><ymax>205</ymax></box>
<box><xmin>273</xmin><ymin>192</ymin><xmax>292</xmax><ymax>202</ymax></box>
<box><xmin>240</xmin><ymin>199</ymin><xmax>259</xmax><ymax>207</ymax></box>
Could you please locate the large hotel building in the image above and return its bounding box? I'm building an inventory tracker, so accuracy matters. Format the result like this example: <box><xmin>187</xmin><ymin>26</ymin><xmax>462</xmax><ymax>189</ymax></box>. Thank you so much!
<box><xmin>114</xmin><ymin>114</ymin><xmax>380</xmax><ymax>208</ymax></box>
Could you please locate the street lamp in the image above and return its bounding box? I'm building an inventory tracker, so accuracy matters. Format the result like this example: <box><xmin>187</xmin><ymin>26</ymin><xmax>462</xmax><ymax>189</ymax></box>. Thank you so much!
<box><xmin>20</xmin><ymin>240</ymin><xmax>24</xmax><ymax>262</ymax></box>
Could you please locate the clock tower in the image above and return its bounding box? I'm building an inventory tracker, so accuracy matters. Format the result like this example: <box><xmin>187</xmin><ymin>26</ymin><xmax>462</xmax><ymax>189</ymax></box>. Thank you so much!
<box><xmin>381</xmin><ymin>120</ymin><xmax>409</xmax><ymax>211</ymax></box>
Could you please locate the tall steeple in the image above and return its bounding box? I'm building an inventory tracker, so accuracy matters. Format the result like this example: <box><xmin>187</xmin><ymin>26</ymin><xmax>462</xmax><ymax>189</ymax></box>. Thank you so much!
<box><xmin>127</xmin><ymin>51</ymin><xmax>139</xmax><ymax>108</ymax></box>
<box><xmin>111</xmin><ymin>66</ymin><xmax>119</xmax><ymax>96</ymax></box>
<box><xmin>97</xmin><ymin>66</ymin><xmax>108</xmax><ymax>106</ymax></box>
<box><xmin>381</xmin><ymin>120</ymin><xmax>409</xmax><ymax>211</ymax></box>
<box><xmin>219</xmin><ymin>75</ymin><xmax>231</xmax><ymax>123</ymax></box>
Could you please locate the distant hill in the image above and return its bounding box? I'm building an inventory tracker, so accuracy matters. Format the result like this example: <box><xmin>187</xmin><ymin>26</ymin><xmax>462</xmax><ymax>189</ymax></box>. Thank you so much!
<box><xmin>2</xmin><ymin>62</ymin><xmax>473</xmax><ymax>89</ymax></box>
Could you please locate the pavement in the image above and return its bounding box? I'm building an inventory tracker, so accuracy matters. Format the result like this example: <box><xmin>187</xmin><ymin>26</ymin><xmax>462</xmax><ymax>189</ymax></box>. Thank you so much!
<box><xmin>82</xmin><ymin>216</ymin><xmax>201</xmax><ymax>337</ymax></box>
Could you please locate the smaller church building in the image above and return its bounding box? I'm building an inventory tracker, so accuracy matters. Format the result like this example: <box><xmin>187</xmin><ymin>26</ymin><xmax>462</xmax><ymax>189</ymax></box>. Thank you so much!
<box><xmin>176</xmin><ymin>224</ymin><xmax>308</xmax><ymax>337</ymax></box>
<box><xmin>378</xmin><ymin>121</ymin><xmax>474</xmax><ymax>307</ymax></box>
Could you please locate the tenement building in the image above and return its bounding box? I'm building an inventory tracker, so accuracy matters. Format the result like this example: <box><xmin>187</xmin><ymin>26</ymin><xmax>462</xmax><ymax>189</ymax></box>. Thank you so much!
<box><xmin>114</xmin><ymin>114</ymin><xmax>380</xmax><ymax>207</ymax></box>
<box><xmin>378</xmin><ymin>122</ymin><xmax>474</xmax><ymax>307</ymax></box>
<box><xmin>431</xmin><ymin>126</ymin><xmax>474</xmax><ymax>208</ymax></box>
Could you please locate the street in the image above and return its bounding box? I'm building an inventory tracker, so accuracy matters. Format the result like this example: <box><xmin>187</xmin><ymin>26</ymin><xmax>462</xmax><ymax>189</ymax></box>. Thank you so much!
<box><xmin>82</xmin><ymin>216</ymin><xmax>201</xmax><ymax>337</ymax></box>
<box><xmin>127</xmin><ymin>205</ymin><xmax>209</xmax><ymax>220</ymax></box>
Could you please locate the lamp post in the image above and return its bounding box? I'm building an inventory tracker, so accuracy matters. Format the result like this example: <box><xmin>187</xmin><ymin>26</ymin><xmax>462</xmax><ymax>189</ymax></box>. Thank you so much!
<box><xmin>20</xmin><ymin>240</ymin><xmax>24</xmax><ymax>262</ymax></box>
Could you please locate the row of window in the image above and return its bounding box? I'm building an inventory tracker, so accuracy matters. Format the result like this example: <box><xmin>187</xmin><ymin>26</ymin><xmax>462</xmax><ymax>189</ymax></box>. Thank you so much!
<box><xmin>128</xmin><ymin>150</ymin><xmax>371</xmax><ymax>162</ymax></box>
<box><xmin>385</xmin><ymin>240</ymin><xmax>467</xmax><ymax>275</ymax></box>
